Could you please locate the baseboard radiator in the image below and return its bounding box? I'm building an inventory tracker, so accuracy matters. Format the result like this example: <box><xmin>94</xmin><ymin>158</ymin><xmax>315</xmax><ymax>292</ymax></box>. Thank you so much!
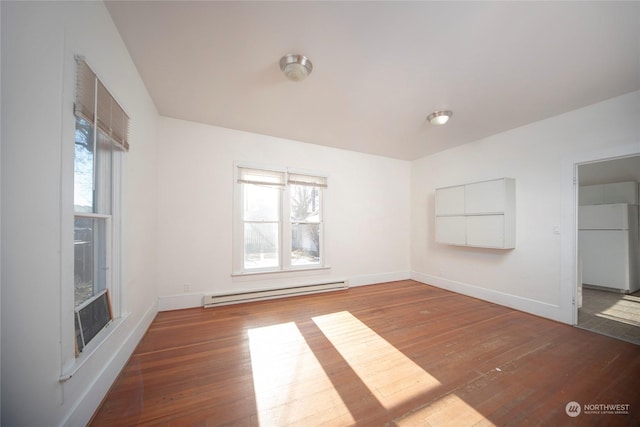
<box><xmin>204</xmin><ymin>280</ymin><xmax>349</xmax><ymax>308</ymax></box>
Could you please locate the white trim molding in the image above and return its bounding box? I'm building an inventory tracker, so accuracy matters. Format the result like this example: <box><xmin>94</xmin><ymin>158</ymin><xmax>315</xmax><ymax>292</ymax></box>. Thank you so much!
<box><xmin>348</xmin><ymin>271</ymin><xmax>411</xmax><ymax>287</ymax></box>
<box><xmin>411</xmin><ymin>271</ymin><xmax>564</xmax><ymax>322</ymax></box>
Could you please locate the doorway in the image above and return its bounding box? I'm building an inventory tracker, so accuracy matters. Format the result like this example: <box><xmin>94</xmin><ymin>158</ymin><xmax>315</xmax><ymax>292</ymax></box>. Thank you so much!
<box><xmin>576</xmin><ymin>155</ymin><xmax>640</xmax><ymax>345</ymax></box>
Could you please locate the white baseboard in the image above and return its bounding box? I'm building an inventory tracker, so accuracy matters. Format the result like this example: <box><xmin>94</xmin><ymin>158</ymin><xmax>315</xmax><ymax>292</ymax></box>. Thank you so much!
<box><xmin>158</xmin><ymin>271</ymin><xmax>412</xmax><ymax>311</ymax></box>
<box><xmin>158</xmin><ymin>292</ymin><xmax>204</xmax><ymax>312</ymax></box>
<box><xmin>62</xmin><ymin>300</ymin><xmax>158</xmax><ymax>427</ymax></box>
<box><xmin>411</xmin><ymin>271</ymin><xmax>565</xmax><ymax>323</ymax></box>
<box><xmin>349</xmin><ymin>271</ymin><xmax>412</xmax><ymax>287</ymax></box>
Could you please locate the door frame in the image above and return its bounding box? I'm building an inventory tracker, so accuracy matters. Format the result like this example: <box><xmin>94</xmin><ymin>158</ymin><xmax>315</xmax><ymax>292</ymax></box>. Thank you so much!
<box><xmin>562</xmin><ymin>142</ymin><xmax>640</xmax><ymax>325</ymax></box>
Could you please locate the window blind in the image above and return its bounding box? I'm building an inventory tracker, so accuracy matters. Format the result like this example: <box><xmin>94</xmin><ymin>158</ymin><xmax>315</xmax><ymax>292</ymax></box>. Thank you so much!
<box><xmin>75</xmin><ymin>56</ymin><xmax>130</xmax><ymax>152</ymax></box>
<box><xmin>237</xmin><ymin>167</ymin><xmax>286</xmax><ymax>187</ymax></box>
<box><xmin>288</xmin><ymin>173</ymin><xmax>328</xmax><ymax>188</ymax></box>
<box><xmin>75</xmin><ymin>59</ymin><xmax>96</xmax><ymax>123</ymax></box>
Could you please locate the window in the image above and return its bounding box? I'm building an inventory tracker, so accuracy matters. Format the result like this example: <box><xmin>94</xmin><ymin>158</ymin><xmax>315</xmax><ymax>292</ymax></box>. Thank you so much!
<box><xmin>73</xmin><ymin>57</ymin><xmax>128</xmax><ymax>353</ymax></box>
<box><xmin>236</xmin><ymin>166</ymin><xmax>327</xmax><ymax>273</ymax></box>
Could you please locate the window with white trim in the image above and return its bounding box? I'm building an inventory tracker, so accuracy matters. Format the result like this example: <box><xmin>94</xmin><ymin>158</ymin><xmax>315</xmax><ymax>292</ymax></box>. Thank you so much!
<box><xmin>73</xmin><ymin>57</ymin><xmax>128</xmax><ymax>354</ymax></box>
<box><xmin>236</xmin><ymin>166</ymin><xmax>327</xmax><ymax>273</ymax></box>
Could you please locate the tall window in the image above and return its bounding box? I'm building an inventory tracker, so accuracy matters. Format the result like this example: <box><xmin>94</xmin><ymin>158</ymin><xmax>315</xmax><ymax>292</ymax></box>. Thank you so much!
<box><xmin>237</xmin><ymin>166</ymin><xmax>327</xmax><ymax>272</ymax></box>
<box><xmin>73</xmin><ymin>57</ymin><xmax>129</xmax><ymax>353</ymax></box>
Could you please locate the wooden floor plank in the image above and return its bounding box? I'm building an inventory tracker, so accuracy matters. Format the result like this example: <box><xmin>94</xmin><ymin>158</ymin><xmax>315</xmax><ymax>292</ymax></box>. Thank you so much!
<box><xmin>91</xmin><ymin>280</ymin><xmax>640</xmax><ymax>426</ymax></box>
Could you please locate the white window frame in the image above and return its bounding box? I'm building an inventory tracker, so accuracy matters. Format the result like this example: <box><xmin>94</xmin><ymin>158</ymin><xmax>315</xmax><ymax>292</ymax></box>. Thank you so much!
<box><xmin>72</xmin><ymin>132</ymin><xmax>123</xmax><ymax>351</ymax></box>
<box><xmin>59</xmin><ymin>50</ymin><xmax>130</xmax><ymax>382</ymax></box>
<box><xmin>71</xmin><ymin>56</ymin><xmax>125</xmax><ymax>355</ymax></box>
<box><xmin>233</xmin><ymin>163</ymin><xmax>327</xmax><ymax>275</ymax></box>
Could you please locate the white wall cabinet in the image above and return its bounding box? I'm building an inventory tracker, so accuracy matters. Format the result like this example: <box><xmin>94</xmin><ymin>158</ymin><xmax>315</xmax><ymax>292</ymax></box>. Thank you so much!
<box><xmin>435</xmin><ymin>216</ymin><xmax>466</xmax><ymax>245</ymax></box>
<box><xmin>435</xmin><ymin>185</ymin><xmax>465</xmax><ymax>216</ymax></box>
<box><xmin>465</xmin><ymin>179</ymin><xmax>506</xmax><ymax>214</ymax></box>
<box><xmin>435</xmin><ymin>178</ymin><xmax>515</xmax><ymax>249</ymax></box>
<box><xmin>579</xmin><ymin>181</ymin><xmax>638</xmax><ymax>205</ymax></box>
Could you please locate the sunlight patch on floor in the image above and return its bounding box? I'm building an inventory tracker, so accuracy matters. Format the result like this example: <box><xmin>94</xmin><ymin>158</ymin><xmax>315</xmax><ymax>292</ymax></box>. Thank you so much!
<box><xmin>395</xmin><ymin>393</ymin><xmax>495</xmax><ymax>427</ymax></box>
<box><xmin>248</xmin><ymin>322</ymin><xmax>354</xmax><ymax>426</ymax></box>
<box><xmin>313</xmin><ymin>311</ymin><xmax>441</xmax><ymax>409</ymax></box>
<box><xmin>595</xmin><ymin>297</ymin><xmax>640</xmax><ymax>327</ymax></box>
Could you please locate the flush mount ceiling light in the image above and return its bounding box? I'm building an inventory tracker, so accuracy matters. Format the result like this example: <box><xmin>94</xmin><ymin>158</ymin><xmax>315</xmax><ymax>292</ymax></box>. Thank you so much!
<box><xmin>279</xmin><ymin>54</ymin><xmax>313</xmax><ymax>82</ymax></box>
<box><xmin>427</xmin><ymin>110</ymin><xmax>453</xmax><ymax>125</ymax></box>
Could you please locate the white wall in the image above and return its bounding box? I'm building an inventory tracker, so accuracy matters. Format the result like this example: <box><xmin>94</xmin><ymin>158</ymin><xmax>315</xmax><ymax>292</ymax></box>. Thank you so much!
<box><xmin>1</xmin><ymin>2</ymin><xmax>159</xmax><ymax>426</ymax></box>
<box><xmin>156</xmin><ymin>117</ymin><xmax>411</xmax><ymax>310</ymax></box>
<box><xmin>411</xmin><ymin>91</ymin><xmax>640</xmax><ymax>323</ymax></box>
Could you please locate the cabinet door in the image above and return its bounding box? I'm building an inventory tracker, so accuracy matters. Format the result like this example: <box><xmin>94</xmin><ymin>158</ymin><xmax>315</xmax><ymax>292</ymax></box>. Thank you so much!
<box><xmin>579</xmin><ymin>204</ymin><xmax>629</xmax><ymax>230</ymax></box>
<box><xmin>466</xmin><ymin>215</ymin><xmax>505</xmax><ymax>248</ymax></box>
<box><xmin>465</xmin><ymin>179</ymin><xmax>505</xmax><ymax>214</ymax></box>
<box><xmin>579</xmin><ymin>185</ymin><xmax>604</xmax><ymax>206</ymax></box>
<box><xmin>436</xmin><ymin>216</ymin><xmax>466</xmax><ymax>245</ymax></box>
<box><xmin>436</xmin><ymin>185</ymin><xmax>465</xmax><ymax>215</ymax></box>
<box><xmin>602</xmin><ymin>182</ymin><xmax>638</xmax><ymax>204</ymax></box>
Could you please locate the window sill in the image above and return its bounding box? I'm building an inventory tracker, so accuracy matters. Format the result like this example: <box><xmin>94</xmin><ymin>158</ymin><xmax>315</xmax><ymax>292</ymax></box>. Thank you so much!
<box><xmin>231</xmin><ymin>265</ymin><xmax>331</xmax><ymax>278</ymax></box>
<box><xmin>59</xmin><ymin>312</ymin><xmax>130</xmax><ymax>382</ymax></box>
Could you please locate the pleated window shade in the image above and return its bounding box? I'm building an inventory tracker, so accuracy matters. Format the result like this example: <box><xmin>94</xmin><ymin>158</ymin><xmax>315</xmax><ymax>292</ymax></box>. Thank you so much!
<box><xmin>237</xmin><ymin>167</ymin><xmax>328</xmax><ymax>188</ymax></box>
<box><xmin>287</xmin><ymin>173</ymin><xmax>327</xmax><ymax>188</ymax></box>
<box><xmin>237</xmin><ymin>167</ymin><xmax>286</xmax><ymax>187</ymax></box>
<box><xmin>75</xmin><ymin>57</ymin><xmax>130</xmax><ymax>152</ymax></box>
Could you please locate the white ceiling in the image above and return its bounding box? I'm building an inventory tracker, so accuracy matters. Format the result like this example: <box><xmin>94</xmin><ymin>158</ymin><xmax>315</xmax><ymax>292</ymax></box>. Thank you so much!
<box><xmin>105</xmin><ymin>1</ymin><xmax>640</xmax><ymax>161</ymax></box>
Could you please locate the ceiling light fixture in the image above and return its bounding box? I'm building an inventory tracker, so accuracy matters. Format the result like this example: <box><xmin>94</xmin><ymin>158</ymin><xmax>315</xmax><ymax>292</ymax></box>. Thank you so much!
<box><xmin>279</xmin><ymin>54</ymin><xmax>313</xmax><ymax>82</ymax></box>
<box><xmin>427</xmin><ymin>110</ymin><xmax>453</xmax><ymax>125</ymax></box>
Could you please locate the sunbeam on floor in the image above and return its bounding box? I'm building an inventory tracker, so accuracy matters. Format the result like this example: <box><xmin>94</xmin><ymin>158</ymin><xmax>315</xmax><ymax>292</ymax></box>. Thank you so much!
<box><xmin>248</xmin><ymin>322</ymin><xmax>355</xmax><ymax>426</ymax></box>
<box><xmin>313</xmin><ymin>311</ymin><xmax>442</xmax><ymax>410</ymax></box>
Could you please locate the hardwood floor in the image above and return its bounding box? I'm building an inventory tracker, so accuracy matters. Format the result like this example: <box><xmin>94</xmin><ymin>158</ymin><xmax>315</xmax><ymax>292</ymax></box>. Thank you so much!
<box><xmin>91</xmin><ymin>280</ymin><xmax>640</xmax><ymax>426</ymax></box>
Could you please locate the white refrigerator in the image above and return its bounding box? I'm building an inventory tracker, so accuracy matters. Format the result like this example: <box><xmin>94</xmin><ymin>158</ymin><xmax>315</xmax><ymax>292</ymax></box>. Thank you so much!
<box><xmin>579</xmin><ymin>203</ymin><xmax>639</xmax><ymax>293</ymax></box>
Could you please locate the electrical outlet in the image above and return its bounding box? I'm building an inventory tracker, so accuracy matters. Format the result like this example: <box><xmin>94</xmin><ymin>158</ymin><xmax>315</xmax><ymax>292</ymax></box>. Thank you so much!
<box><xmin>183</xmin><ymin>284</ymin><xmax>191</xmax><ymax>292</ymax></box>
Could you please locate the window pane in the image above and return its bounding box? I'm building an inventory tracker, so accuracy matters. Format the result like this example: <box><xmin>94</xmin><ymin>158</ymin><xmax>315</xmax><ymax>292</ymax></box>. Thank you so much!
<box><xmin>244</xmin><ymin>184</ymin><xmax>280</xmax><ymax>221</ymax></box>
<box><xmin>75</xmin><ymin>217</ymin><xmax>107</xmax><ymax>307</ymax></box>
<box><xmin>244</xmin><ymin>223</ymin><xmax>279</xmax><ymax>269</ymax></box>
<box><xmin>290</xmin><ymin>185</ymin><xmax>320</xmax><ymax>222</ymax></box>
<box><xmin>96</xmin><ymin>130</ymin><xmax>113</xmax><ymax>214</ymax></box>
<box><xmin>74</xmin><ymin>117</ymin><xmax>94</xmax><ymax>213</ymax></box>
<box><xmin>292</xmin><ymin>223</ymin><xmax>320</xmax><ymax>266</ymax></box>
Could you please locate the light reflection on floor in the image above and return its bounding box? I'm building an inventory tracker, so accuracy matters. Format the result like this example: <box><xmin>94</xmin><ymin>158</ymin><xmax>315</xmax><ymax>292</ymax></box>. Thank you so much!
<box><xmin>312</xmin><ymin>311</ymin><xmax>441</xmax><ymax>409</ymax></box>
<box><xmin>247</xmin><ymin>322</ymin><xmax>355</xmax><ymax>426</ymax></box>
